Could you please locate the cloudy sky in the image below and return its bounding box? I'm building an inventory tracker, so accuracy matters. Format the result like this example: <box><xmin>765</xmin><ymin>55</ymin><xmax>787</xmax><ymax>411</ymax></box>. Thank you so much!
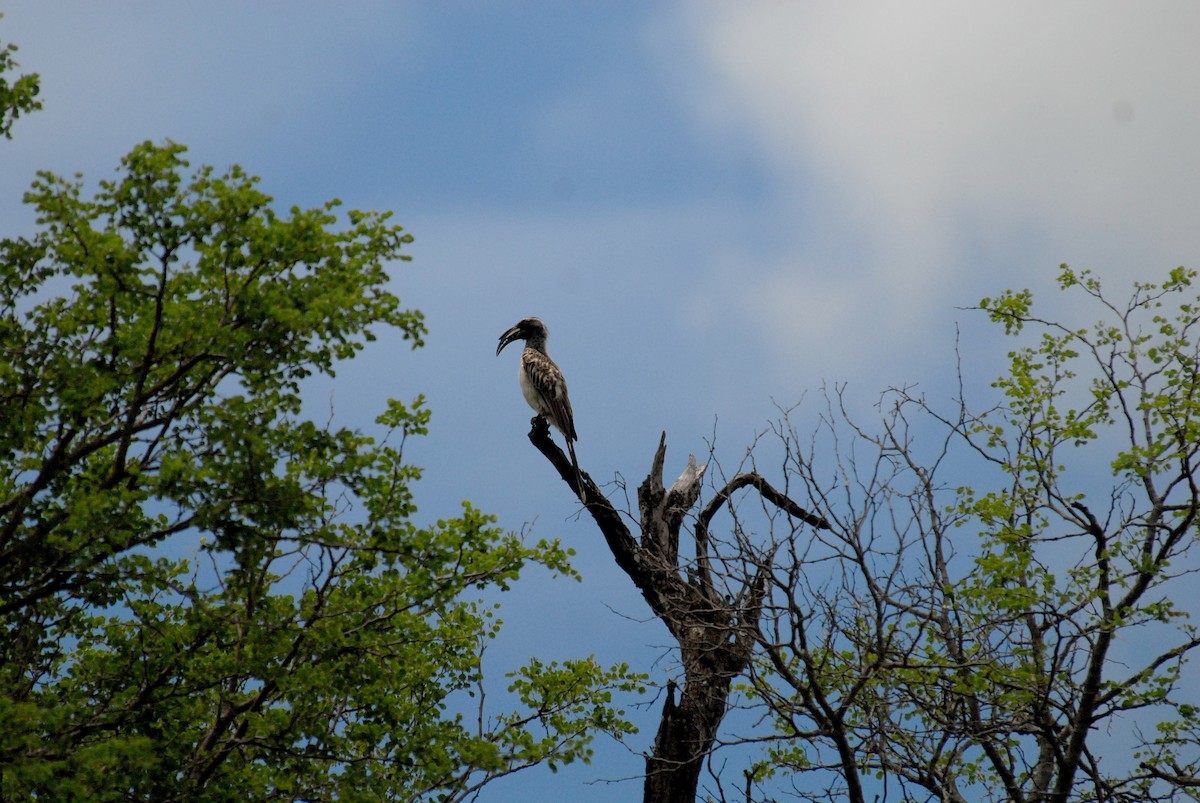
<box><xmin>4</xmin><ymin>3</ymin><xmax>1200</xmax><ymax>799</ymax></box>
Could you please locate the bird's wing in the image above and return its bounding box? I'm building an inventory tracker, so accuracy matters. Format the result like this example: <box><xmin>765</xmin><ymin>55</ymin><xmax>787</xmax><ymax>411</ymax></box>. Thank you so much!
<box><xmin>524</xmin><ymin>350</ymin><xmax>577</xmax><ymax>441</ymax></box>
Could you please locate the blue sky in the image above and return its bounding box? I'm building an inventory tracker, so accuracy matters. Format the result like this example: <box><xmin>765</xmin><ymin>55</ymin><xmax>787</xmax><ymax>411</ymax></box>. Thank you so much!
<box><xmin>4</xmin><ymin>3</ymin><xmax>1200</xmax><ymax>800</ymax></box>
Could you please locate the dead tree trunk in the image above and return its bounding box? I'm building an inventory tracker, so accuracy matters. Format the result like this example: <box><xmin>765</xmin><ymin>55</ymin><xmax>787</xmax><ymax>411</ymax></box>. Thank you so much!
<box><xmin>527</xmin><ymin>418</ymin><xmax>828</xmax><ymax>802</ymax></box>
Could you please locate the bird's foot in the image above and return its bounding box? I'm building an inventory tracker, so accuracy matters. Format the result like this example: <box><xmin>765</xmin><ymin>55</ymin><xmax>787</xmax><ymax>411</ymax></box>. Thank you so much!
<box><xmin>530</xmin><ymin>414</ymin><xmax>550</xmax><ymax>437</ymax></box>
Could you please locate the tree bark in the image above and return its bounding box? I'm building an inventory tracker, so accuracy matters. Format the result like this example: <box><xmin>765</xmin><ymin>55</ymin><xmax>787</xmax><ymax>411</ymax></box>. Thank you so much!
<box><xmin>527</xmin><ymin>418</ymin><xmax>828</xmax><ymax>802</ymax></box>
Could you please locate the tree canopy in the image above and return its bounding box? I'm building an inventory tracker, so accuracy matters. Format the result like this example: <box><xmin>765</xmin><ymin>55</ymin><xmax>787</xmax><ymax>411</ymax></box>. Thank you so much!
<box><xmin>731</xmin><ymin>266</ymin><xmax>1200</xmax><ymax>802</ymax></box>
<box><xmin>0</xmin><ymin>54</ymin><xmax>642</xmax><ymax>797</ymax></box>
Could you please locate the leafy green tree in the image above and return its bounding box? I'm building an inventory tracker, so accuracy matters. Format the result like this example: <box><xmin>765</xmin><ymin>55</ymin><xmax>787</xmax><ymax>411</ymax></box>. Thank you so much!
<box><xmin>0</xmin><ymin>20</ymin><xmax>41</xmax><ymax>139</ymax></box>
<box><xmin>740</xmin><ymin>266</ymin><xmax>1200</xmax><ymax>802</ymax></box>
<box><xmin>0</xmin><ymin>139</ymin><xmax>642</xmax><ymax>801</ymax></box>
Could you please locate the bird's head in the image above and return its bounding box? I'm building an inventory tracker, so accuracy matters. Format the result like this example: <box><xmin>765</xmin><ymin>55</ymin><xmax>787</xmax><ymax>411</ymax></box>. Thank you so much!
<box><xmin>496</xmin><ymin>317</ymin><xmax>548</xmax><ymax>355</ymax></box>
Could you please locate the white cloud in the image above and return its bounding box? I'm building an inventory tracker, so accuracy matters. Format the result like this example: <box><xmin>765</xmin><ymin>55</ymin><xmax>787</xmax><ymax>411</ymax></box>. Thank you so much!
<box><xmin>673</xmin><ymin>1</ymin><xmax>1200</xmax><ymax>382</ymax></box>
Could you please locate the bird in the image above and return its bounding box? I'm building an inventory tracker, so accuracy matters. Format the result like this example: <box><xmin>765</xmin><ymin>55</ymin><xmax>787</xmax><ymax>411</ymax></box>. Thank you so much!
<box><xmin>496</xmin><ymin>317</ymin><xmax>581</xmax><ymax>489</ymax></box>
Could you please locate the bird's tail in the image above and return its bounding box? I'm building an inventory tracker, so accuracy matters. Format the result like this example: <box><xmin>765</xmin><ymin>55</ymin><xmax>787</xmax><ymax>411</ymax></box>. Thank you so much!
<box><xmin>566</xmin><ymin>438</ymin><xmax>584</xmax><ymax>499</ymax></box>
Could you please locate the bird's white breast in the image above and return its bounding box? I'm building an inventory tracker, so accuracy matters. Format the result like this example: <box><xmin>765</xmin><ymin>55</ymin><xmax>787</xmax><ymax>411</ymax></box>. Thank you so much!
<box><xmin>518</xmin><ymin>360</ymin><xmax>550</xmax><ymax>415</ymax></box>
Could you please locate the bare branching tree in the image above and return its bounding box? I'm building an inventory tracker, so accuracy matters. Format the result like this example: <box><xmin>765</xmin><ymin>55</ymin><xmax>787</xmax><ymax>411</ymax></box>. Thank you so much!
<box><xmin>747</xmin><ymin>266</ymin><xmax>1200</xmax><ymax>802</ymax></box>
<box><xmin>529</xmin><ymin>418</ymin><xmax>828</xmax><ymax>803</ymax></box>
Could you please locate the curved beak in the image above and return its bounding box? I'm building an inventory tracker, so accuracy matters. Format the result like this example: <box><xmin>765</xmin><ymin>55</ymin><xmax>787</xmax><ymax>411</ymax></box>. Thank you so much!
<box><xmin>496</xmin><ymin>325</ymin><xmax>521</xmax><ymax>356</ymax></box>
